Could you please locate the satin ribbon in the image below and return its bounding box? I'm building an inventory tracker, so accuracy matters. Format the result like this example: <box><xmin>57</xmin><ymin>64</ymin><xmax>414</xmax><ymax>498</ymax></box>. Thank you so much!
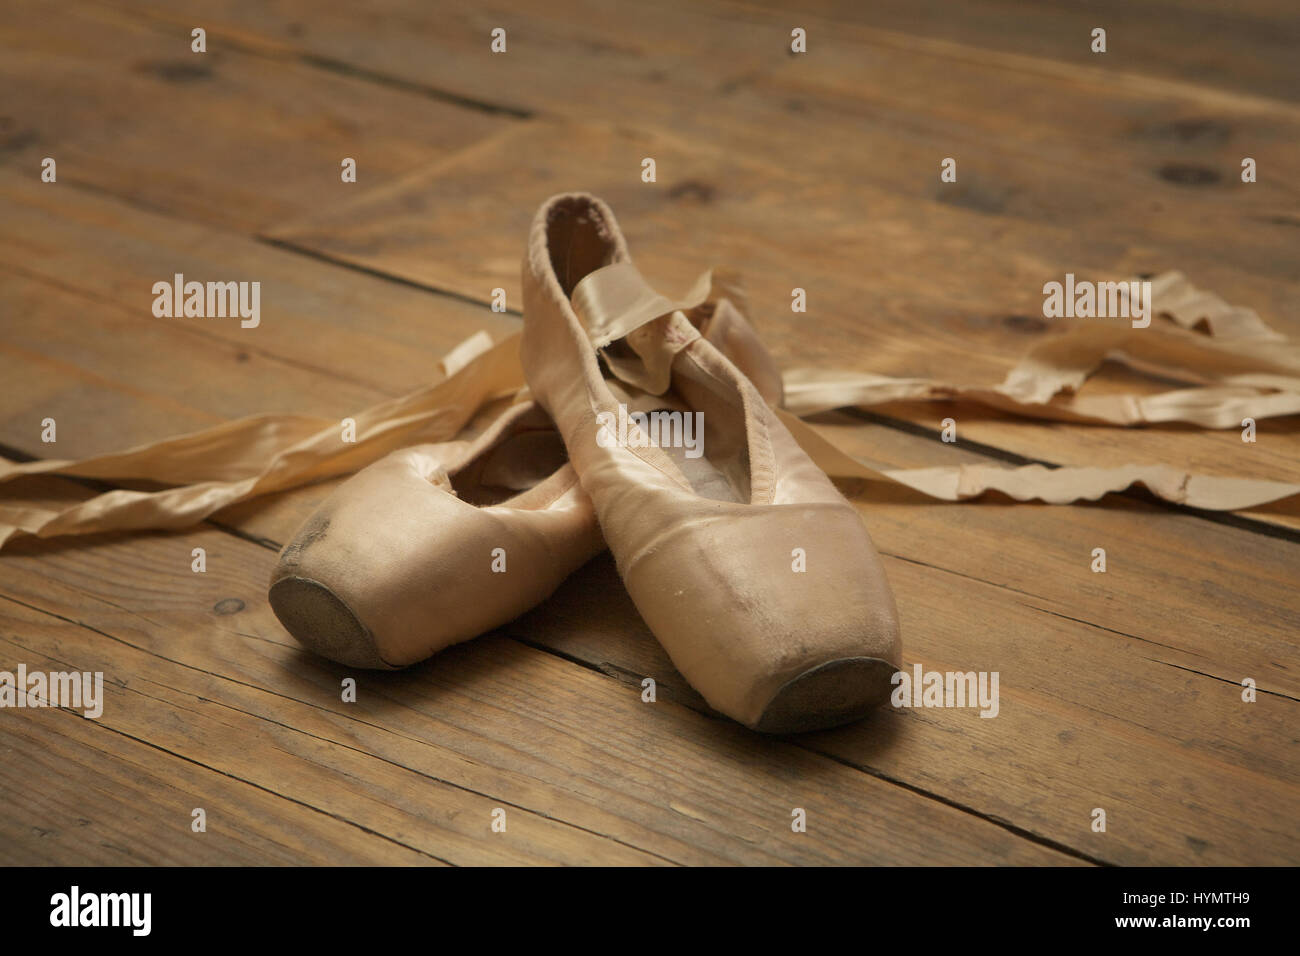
<box><xmin>783</xmin><ymin>273</ymin><xmax>1300</xmax><ymax>426</ymax></box>
<box><xmin>2</xmin><ymin>271</ymin><xmax>1298</xmax><ymax>550</ymax></box>
<box><xmin>777</xmin><ymin>409</ymin><xmax>1300</xmax><ymax>511</ymax></box>
<box><xmin>571</xmin><ymin>262</ymin><xmax>713</xmax><ymax>349</ymax></box>
<box><xmin>572</xmin><ymin>262</ymin><xmax>716</xmax><ymax>395</ymax></box>
<box><xmin>0</xmin><ymin>332</ymin><xmax>524</xmax><ymax>547</ymax></box>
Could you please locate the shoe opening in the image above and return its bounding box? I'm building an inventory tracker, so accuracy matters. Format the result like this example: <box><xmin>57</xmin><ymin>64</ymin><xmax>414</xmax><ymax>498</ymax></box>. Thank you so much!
<box><xmin>546</xmin><ymin>196</ymin><xmax>620</xmax><ymax>297</ymax></box>
<box><xmin>450</xmin><ymin>404</ymin><xmax>571</xmax><ymax>507</ymax></box>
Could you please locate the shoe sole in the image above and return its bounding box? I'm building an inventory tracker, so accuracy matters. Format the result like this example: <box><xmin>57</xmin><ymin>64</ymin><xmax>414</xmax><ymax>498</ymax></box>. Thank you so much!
<box><xmin>268</xmin><ymin>575</ymin><xmax>394</xmax><ymax>670</ymax></box>
<box><xmin>754</xmin><ymin>656</ymin><xmax>897</xmax><ymax>734</ymax></box>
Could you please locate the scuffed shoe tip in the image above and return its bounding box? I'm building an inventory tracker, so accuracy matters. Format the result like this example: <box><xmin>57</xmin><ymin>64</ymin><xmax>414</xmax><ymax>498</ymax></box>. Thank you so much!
<box><xmin>752</xmin><ymin>656</ymin><xmax>897</xmax><ymax>734</ymax></box>
<box><xmin>269</xmin><ymin>575</ymin><xmax>394</xmax><ymax>670</ymax></box>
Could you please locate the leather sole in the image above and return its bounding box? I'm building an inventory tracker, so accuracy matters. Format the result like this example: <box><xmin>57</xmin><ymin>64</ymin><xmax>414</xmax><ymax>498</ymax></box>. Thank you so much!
<box><xmin>268</xmin><ymin>576</ymin><xmax>394</xmax><ymax>670</ymax></box>
<box><xmin>753</xmin><ymin>656</ymin><xmax>897</xmax><ymax>734</ymax></box>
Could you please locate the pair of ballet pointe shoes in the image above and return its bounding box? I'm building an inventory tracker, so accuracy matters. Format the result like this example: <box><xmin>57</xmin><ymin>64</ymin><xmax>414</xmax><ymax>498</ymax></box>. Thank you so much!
<box><xmin>270</xmin><ymin>194</ymin><xmax>901</xmax><ymax>734</ymax></box>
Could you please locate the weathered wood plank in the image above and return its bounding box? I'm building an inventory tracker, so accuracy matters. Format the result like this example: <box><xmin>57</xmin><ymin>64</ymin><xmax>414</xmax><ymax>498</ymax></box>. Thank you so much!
<box><xmin>109</xmin><ymin>0</ymin><xmax>1300</xmax><ymax>111</ymax></box>
<box><xmin>736</xmin><ymin>0</ymin><xmax>1300</xmax><ymax>104</ymax></box>
<box><xmin>9</xmin><ymin>0</ymin><xmax>1294</xmax><ymax>524</ymax></box>
<box><xmin>107</xmin><ymin>0</ymin><xmax>1300</xmax><ymax>288</ymax></box>
<box><xmin>0</xmin><ymin>525</ymin><xmax>1076</xmax><ymax>865</ymax></box>
<box><xmin>2</xmin><ymin>131</ymin><xmax>1293</xmax><ymax>863</ymax></box>
<box><xmin>0</xmin><ymin>0</ymin><xmax>510</xmax><ymax>232</ymax></box>
<box><xmin>695</xmin><ymin>20</ymin><xmax>1300</xmax><ymax>286</ymax></box>
<box><xmin>0</xmin><ymin>270</ymin><xmax>378</xmax><ymax>458</ymax></box>
<box><xmin>2</xmin><ymin>0</ymin><xmax>1295</xmax><ymax>868</ymax></box>
<box><xmin>510</xmin><ymin>414</ymin><xmax>1300</xmax><ymax>865</ymax></box>
<box><xmin>0</xmin><ymin>675</ymin><xmax>436</xmax><ymax>865</ymax></box>
<box><xmin>8</xmin><ymin>415</ymin><xmax>1291</xmax><ymax>867</ymax></box>
<box><xmin>265</xmin><ymin>119</ymin><xmax>1300</xmax><ymax>529</ymax></box>
<box><xmin>105</xmin><ymin>0</ymin><xmax>779</xmax><ymax>124</ymax></box>
<box><xmin>523</xmin><ymin>551</ymin><xmax>1300</xmax><ymax>865</ymax></box>
<box><xmin>0</xmin><ymin>169</ymin><xmax>519</xmax><ymax>451</ymax></box>
<box><xmin>0</xmin><ymin>593</ymin><xmax>667</xmax><ymax>865</ymax></box>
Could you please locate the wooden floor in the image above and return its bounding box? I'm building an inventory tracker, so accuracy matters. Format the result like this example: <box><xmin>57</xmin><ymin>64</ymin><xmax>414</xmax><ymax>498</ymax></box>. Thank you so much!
<box><xmin>2</xmin><ymin>0</ymin><xmax>1297</xmax><ymax>865</ymax></box>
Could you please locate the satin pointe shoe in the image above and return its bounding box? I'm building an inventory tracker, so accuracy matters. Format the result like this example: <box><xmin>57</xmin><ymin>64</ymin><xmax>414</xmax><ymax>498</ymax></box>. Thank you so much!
<box><xmin>270</xmin><ymin>290</ymin><xmax>784</xmax><ymax>669</ymax></box>
<box><xmin>521</xmin><ymin>192</ymin><xmax>902</xmax><ymax>733</ymax></box>
<box><xmin>269</xmin><ymin>400</ymin><xmax>604</xmax><ymax>668</ymax></box>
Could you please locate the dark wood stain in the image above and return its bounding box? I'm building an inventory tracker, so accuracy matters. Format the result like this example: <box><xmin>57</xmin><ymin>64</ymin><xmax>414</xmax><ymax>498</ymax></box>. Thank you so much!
<box><xmin>667</xmin><ymin>180</ymin><xmax>716</xmax><ymax>203</ymax></box>
<box><xmin>1158</xmin><ymin>162</ymin><xmax>1221</xmax><ymax>186</ymax></box>
<box><xmin>1003</xmin><ymin>313</ymin><xmax>1048</xmax><ymax>333</ymax></box>
<box><xmin>134</xmin><ymin>59</ymin><xmax>215</xmax><ymax>83</ymax></box>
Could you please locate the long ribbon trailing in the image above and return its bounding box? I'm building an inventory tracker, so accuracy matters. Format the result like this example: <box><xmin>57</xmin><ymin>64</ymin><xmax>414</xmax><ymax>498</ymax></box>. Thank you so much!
<box><xmin>2</xmin><ymin>271</ymin><xmax>1298</xmax><ymax>550</ymax></box>
<box><xmin>783</xmin><ymin>273</ymin><xmax>1300</xmax><ymax>426</ymax></box>
<box><xmin>776</xmin><ymin>409</ymin><xmax>1300</xmax><ymax>511</ymax></box>
<box><xmin>0</xmin><ymin>333</ymin><xmax>522</xmax><ymax>546</ymax></box>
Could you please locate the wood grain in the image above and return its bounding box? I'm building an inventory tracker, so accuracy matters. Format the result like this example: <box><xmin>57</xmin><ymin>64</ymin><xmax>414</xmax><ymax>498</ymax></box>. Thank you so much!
<box><xmin>0</xmin><ymin>526</ymin><xmax>1075</xmax><ymax>865</ymax></box>
<box><xmin>266</xmin><ymin>118</ymin><xmax>1300</xmax><ymax>529</ymax></box>
<box><xmin>512</xmin><ymin>415</ymin><xmax>1300</xmax><ymax>865</ymax></box>
<box><xmin>0</xmin><ymin>169</ymin><xmax>522</xmax><ymax>455</ymax></box>
<box><xmin>737</xmin><ymin>0</ymin><xmax>1300</xmax><ymax>104</ymax></box>
<box><xmin>0</xmin><ymin>674</ymin><xmax>437</xmax><ymax>865</ymax></box>
<box><xmin>0</xmin><ymin>0</ymin><xmax>510</xmax><ymax>232</ymax></box>
<box><xmin>1</xmin><ymin>0</ymin><xmax>1296</xmax><ymax>866</ymax></box>
<box><xmin>112</xmin><ymin>0</ymin><xmax>1300</xmax><ymax>285</ymax></box>
<box><xmin>18</xmin><ymin>0</ymin><xmax>1298</xmax><ymax>517</ymax></box>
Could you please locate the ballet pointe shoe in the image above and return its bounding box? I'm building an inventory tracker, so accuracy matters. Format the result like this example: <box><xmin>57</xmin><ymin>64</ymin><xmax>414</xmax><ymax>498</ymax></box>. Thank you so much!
<box><xmin>269</xmin><ymin>401</ymin><xmax>604</xmax><ymax>668</ymax></box>
<box><xmin>270</xmin><ymin>277</ymin><xmax>785</xmax><ymax>670</ymax></box>
<box><xmin>521</xmin><ymin>192</ymin><xmax>901</xmax><ymax>733</ymax></box>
